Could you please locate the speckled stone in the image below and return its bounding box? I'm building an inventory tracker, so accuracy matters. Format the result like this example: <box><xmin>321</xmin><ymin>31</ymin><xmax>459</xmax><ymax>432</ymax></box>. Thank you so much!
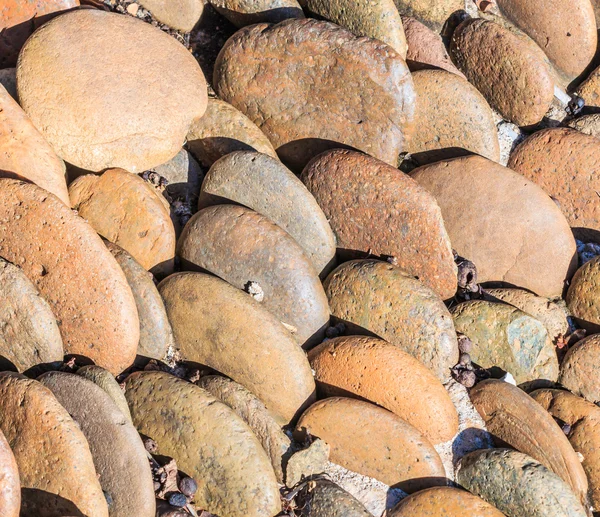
<box><xmin>559</xmin><ymin>334</ymin><xmax>600</xmax><ymax>404</ymax></box>
<box><xmin>76</xmin><ymin>365</ymin><xmax>132</xmax><ymax>423</ymax></box>
<box><xmin>208</xmin><ymin>0</ymin><xmax>304</xmax><ymax>27</ymax></box>
<box><xmin>137</xmin><ymin>0</ymin><xmax>204</xmax><ymax>31</ymax></box>
<box><xmin>567</xmin><ymin>257</ymin><xmax>600</xmax><ymax>332</ymax></box>
<box><xmin>392</xmin><ymin>0</ymin><xmax>463</xmax><ymax>31</ymax></box>
<box><xmin>567</xmin><ymin>114</ymin><xmax>600</xmax><ymax>138</ymax></box>
<box><xmin>298</xmin><ymin>479</ymin><xmax>371</xmax><ymax>517</ymax></box>
<box><xmin>0</xmin><ymin>427</ymin><xmax>20</xmax><ymax>517</ymax></box>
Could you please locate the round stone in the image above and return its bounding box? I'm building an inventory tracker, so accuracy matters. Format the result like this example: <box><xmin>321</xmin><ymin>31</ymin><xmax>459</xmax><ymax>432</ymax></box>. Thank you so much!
<box><xmin>392</xmin><ymin>0</ymin><xmax>463</xmax><ymax>31</ymax></box>
<box><xmin>567</xmin><ymin>113</ymin><xmax>600</xmax><ymax>138</ymax></box>
<box><xmin>576</xmin><ymin>66</ymin><xmax>600</xmax><ymax>108</ymax></box>
<box><xmin>559</xmin><ymin>334</ymin><xmax>600</xmax><ymax>404</ymax></box>
<box><xmin>298</xmin><ymin>479</ymin><xmax>371</xmax><ymax>517</ymax></box>
<box><xmin>0</xmin><ymin>427</ymin><xmax>20</xmax><ymax>517</ymax></box>
<box><xmin>567</xmin><ymin>256</ymin><xmax>600</xmax><ymax>332</ymax></box>
<box><xmin>137</xmin><ymin>0</ymin><xmax>204</xmax><ymax>31</ymax></box>
<box><xmin>76</xmin><ymin>365</ymin><xmax>133</xmax><ymax>423</ymax></box>
<box><xmin>209</xmin><ymin>0</ymin><xmax>304</xmax><ymax>27</ymax></box>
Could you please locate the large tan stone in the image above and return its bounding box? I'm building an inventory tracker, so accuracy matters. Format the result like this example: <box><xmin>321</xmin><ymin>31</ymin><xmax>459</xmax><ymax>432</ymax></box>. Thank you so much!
<box><xmin>567</xmin><ymin>257</ymin><xmax>600</xmax><ymax>333</ymax></box>
<box><xmin>137</xmin><ymin>0</ymin><xmax>204</xmax><ymax>31</ymax></box>
<box><xmin>209</xmin><ymin>0</ymin><xmax>304</xmax><ymax>27</ymax></box>
<box><xmin>298</xmin><ymin>479</ymin><xmax>371</xmax><ymax>517</ymax></box>
<box><xmin>0</xmin><ymin>427</ymin><xmax>19</xmax><ymax>517</ymax></box>
<box><xmin>76</xmin><ymin>365</ymin><xmax>132</xmax><ymax>423</ymax></box>
<box><xmin>392</xmin><ymin>0</ymin><xmax>463</xmax><ymax>31</ymax></box>
<box><xmin>559</xmin><ymin>334</ymin><xmax>600</xmax><ymax>404</ymax></box>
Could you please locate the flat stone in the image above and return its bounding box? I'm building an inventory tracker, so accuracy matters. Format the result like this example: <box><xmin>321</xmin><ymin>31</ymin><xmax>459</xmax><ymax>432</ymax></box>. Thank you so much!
<box><xmin>308</xmin><ymin>336</ymin><xmax>458</xmax><ymax>444</ymax></box>
<box><xmin>17</xmin><ymin>9</ymin><xmax>207</xmax><ymax>173</ymax></box>
<box><xmin>76</xmin><ymin>365</ymin><xmax>132</xmax><ymax>423</ymax></box>
<box><xmin>392</xmin><ymin>0</ymin><xmax>463</xmax><ymax>31</ymax></box>
<box><xmin>177</xmin><ymin>205</ymin><xmax>330</xmax><ymax>347</ymax></box>
<box><xmin>214</xmin><ymin>18</ymin><xmax>415</xmax><ymax>172</ymax></box>
<box><xmin>567</xmin><ymin>113</ymin><xmax>600</xmax><ymax>138</ymax></box>
<box><xmin>303</xmin><ymin>149</ymin><xmax>457</xmax><ymax>299</ymax></box>
<box><xmin>125</xmin><ymin>371</ymin><xmax>281</xmax><ymax>517</ymax></box>
<box><xmin>298</xmin><ymin>479</ymin><xmax>371</xmax><ymax>517</ymax></box>
<box><xmin>150</xmin><ymin>149</ymin><xmax>203</xmax><ymax>209</ymax></box>
<box><xmin>285</xmin><ymin>438</ymin><xmax>330</xmax><ymax>487</ymax></box>
<box><xmin>0</xmin><ymin>428</ymin><xmax>19</xmax><ymax>517</ymax></box>
<box><xmin>0</xmin><ymin>179</ymin><xmax>139</xmax><ymax>375</ymax></box>
<box><xmin>559</xmin><ymin>334</ymin><xmax>600</xmax><ymax>404</ymax></box>
<box><xmin>0</xmin><ymin>69</ymin><xmax>17</xmax><ymax>100</ymax></box>
<box><xmin>137</xmin><ymin>0</ymin><xmax>204</xmax><ymax>31</ymax></box>
<box><xmin>199</xmin><ymin>151</ymin><xmax>336</xmax><ymax>274</ymax></box>
<box><xmin>411</xmin><ymin>155</ymin><xmax>577</xmax><ymax>298</ymax></box>
<box><xmin>209</xmin><ymin>0</ymin><xmax>304</xmax><ymax>26</ymax></box>
<box><xmin>567</xmin><ymin>256</ymin><xmax>600</xmax><ymax>332</ymax></box>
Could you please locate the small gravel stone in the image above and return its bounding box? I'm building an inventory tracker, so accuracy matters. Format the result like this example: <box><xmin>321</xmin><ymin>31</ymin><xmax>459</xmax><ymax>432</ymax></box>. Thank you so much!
<box><xmin>168</xmin><ymin>492</ymin><xmax>187</xmax><ymax>508</ymax></box>
<box><xmin>178</xmin><ymin>477</ymin><xmax>197</xmax><ymax>498</ymax></box>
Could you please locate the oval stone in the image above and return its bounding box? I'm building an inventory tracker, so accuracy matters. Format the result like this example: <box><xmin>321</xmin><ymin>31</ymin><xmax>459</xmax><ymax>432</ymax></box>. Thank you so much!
<box><xmin>0</xmin><ymin>428</ymin><xmax>19</xmax><ymax>517</ymax></box>
<box><xmin>567</xmin><ymin>257</ymin><xmax>600</xmax><ymax>332</ymax></box>
<box><xmin>209</xmin><ymin>0</ymin><xmax>304</xmax><ymax>26</ymax></box>
<box><xmin>214</xmin><ymin>18</ymin><xmax>416</xmax><ymax>173</ymax></box>
<box><xmin>137</xmin><ymin>0</ymin><xmax>204</xmax><ymax>31</ymax></box>
<box><xmin>576</xmin><ymin>66</ymin><xmax>600</xmax><ymax>108</ymax></box>
<box><xmin>17</xmin><ymin>9</ymin><xmax>207</xmax><ymax>173</ymax></box>
<box><xmin>158</xmin><ymin>272</ymin><xmax>316</xmax><ymax>423</ymax></box>
<box><xmin>392</xmin><ymin>0</ymin><xmax>463</xmax><ymax>31</ymax></box>
<box><xmin>125</xmin><ymin>371</ymin><xmax>281</xmax><ymax>517</ymax></box>
<box><xmin>324</xmin><ymin>259</ymin><xmax>458</xmax><ymax>380</ymax></box>
<box><xmin>567</xmin><ymin>113</ymin><xmax>600</xmax><ymax>138</ymax></box>
<box><xmin>298</xmin><ymin>479</ymin><xmax>371</xmax><ymax>517</ymax></box>
<box><xmin>559</xmin><ymin>334</ymin><xmax>600</xmax><ymax>404</ymax></box>
<box><xmin>76</xmin><ymin>365</ymin><xmax>133</xmax><ymax>423</ymax></box>
<box><xmin>411</xmin><ymin>155</ymin><xmax>577</xmax><ymax>298</ymax></box>
<box><xmin>302</xmin><ymin>149</ymin><xmax>457</xmax><ymax>299</ymax></box>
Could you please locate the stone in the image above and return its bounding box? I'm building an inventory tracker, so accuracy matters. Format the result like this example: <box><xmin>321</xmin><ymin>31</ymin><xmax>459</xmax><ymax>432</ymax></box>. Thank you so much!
<box><xmin>308</xmin><ymin>336</ymin><xmax>458</xmax><ymax>444</ymax></box>
<box><xmin>411</xmin><ymin>155</ymin><xmax>577</xmax><ymax>298</ymax></box>
<box><xmin>567</xmin><ymin>256</ymin><xmax>600</xmax><ymax>332</ymax></box>
<box><xmin>567</xmin><ymin>113</ymin><xmax>600</xmax><ymax>138</ymax></box>
<box><xmin>450</xmin><ymin>18</ymin><xmax>555</xmax><ymax>126</ymax></box>
<box><xmin>137</xmin><ymin>0</ymin><xmax>204</xmax><ymax>31</ymax></box>
<box><xmin>70</xmin><ymin>168</ymin><xmax>176</xmax><ymax>278</ymax></box>
<box><xmin>209</xmin><ymin>0</ymin><xmax>304</xmax><ymax>26</ymax></box>
<box><xmin>285</xmin><ymin>438</ymin><xmax>330</xmax><ymax>487</ymax></box>
<box><xmin>0</xmin><ymin>69</ymin><xmax>17</xmax><ymax>100</ymax></box>
<box><xmin>0</xmin><ymin>179</ymin><xmax>139</xmax><ymax>375</ymax></box>
<box><xmin>186</xmin><ymin>97</ymin><xmax>278</xmax><ymax>168</ymax></box>
<box><xmin>158</xmin><ymin>272</ymin><xmax>316</xmax><ymax>423</ymax></box>
<box><xmin>298</xmin><ymin>479</ymin><xmax>371</xmax><ymax>517</ymax></box>
<box><xmin>125</xmin><ymin>371</ymin><xmax>281</xmax><ymax>517</ymax></box>
<box><xmin>76</xmin><ymin>365</ymin><xmax>132</xmax><ymax>423</ymax></box>
<box><xmin>0</xmin><ymin>429</ymin><xmax>19</xmax><ymax>517</ymax></box>
<box><xmin>177</xmin><ymin>205</ymin><xmax>329</xmax><ymax>347</ymax></box>
<box><xmin>214</xmin><ymin>18</ymin><xmax>416</xmax><ymax>173</ymax></box>
<box><xmin>392</xmin><ymin>0</ymin><xmax>463</xmax><ymax>31</ymax></box>
<box><xmin>303</xmin><ymin>149</ymin><xmax>457</xmax><ymax>299</ymax></box>
<box><xmin>296</xmin><ymin>397</ymin><xmax>446</xmax><ymax>491</ymax></box>
<box><xmin>324</xmin><ymin>259</ymin><xmax>458</xmax><ymax>380</ymax></box>
<box><xmin>470</xmin><ymin>379</ymin><xmax>589</xmax><ymax>506</ymax></box>
<box><xmin>0</xmin><ymin>258</ymin><xmax>63</xmax><ymax>372</ymax></box>
<box><xmin>39</xmin><ymin>372</ymin><xmax>155</xmax><ymax>517</ymax></box>
<box><xmin>150</xmin><ymin>149</ymin><xmax>203</xmax><ymax>209</ymax></box>
<box><xmin>199</xmin><ymin>151</ymin><xmax>336</xmax><ymax>274</ymax></box>
<box><xmin>559</xmin><ymin>334</ymin><xmax>600</xmax><ymax>404</ymax></box>
<box><xmin>576</xmin><ymin>66</ymin><xmax>600</xmax><ymax>108</ymax></box>
<box><xmin>17</xmin><ymin>9</ymin><xmax>207</xmax><ymax>173</ymax></box>
<box><xmin>0</xmin><ymin>372</ymin><xmax>107</xmax><ymax>517</ymax></box>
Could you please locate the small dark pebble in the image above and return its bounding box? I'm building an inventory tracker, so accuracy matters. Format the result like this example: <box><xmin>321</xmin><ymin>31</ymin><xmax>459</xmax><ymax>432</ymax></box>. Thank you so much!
<box><xmin>144</xmin><ymin>437</ymin><xmax>158</xmax><ymax>454</ymax></box>
<box><xmin>178</xmin><ymin>476</ymin><xmax>198</xmax><ymax>498</ymax></box>
<box><xmin>168</xmin><ymin>492</ymin><xmax>188</xmax><ymax>508</ymax></box>
<box><xmin>457</xmin><ymin>334</ymin><xmax>473</xmax><ymax>354</ymax></box>
<box><xmin>103</xmin><ymin>490</ymin><xmax>114</xmax><ymax>507</ymax></box>
<box><xmin>567</xmin><ymin>95</ymin><xmax>585</xmax><ymax>116</ymax></box>
<box><xmin>453</xmin><ymin>368</ymin><xmax>477</xmax><ymax>388</ymax></box>
<box><xmin>153</xmin><ymin>481</ymin><xmax>162</xmax><ymax>492</ymax></box>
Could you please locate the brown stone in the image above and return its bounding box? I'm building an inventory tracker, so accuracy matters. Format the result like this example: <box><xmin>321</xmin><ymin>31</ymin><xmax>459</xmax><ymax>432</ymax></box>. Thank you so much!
<box><xmin>214</xmin><ymin>18</ymin><xmax>416</xmax><ymax>173</ymax></box>
<box><xmin>576</xmin><ymin>66</ymin><xmax>600</xmax><ymax>108</ymax></box>
<box><xmin>303</xmin><ymin>149</ymin><xmax>457</xmax><ymax>299</ymax></box>
<box><xmin>411</xmin><ymin>155</ymin><xmax>577</xmax><ymax>298</ymax></box>
<box><xmin>209</xmin><ymin>0</ymin><xmax>304</xmax><ymax>26</ymax></box>
<box><xmin>76</xmin><ymin>365</ymin><xmax>132</xmax><ymax>423</ymax></box>
<box><xmin>308</xmin><ymin>336</ymin><xmax>458</xmax><ymax>444</ymax></box>
<box><xmin>17</xmin><ymin>9</ymin><xmax>207</xmax><ymax>173</ymax></box>
<box><xmin>392</xmin><ymin>0</ymin><xmax>463</xmax><ymax>31</ymax></box>
<box><xmin>567</xmin><ymin>114</ymin><xmax>600</xmax><ymax>138</ymax></box>
<box><xmin>0</xmin><ymin>428</ymin><xmax>19</xmax><ymax>517</ymax></box>
<box><xmin>559</xmin><ymin>334</ymin><xmax>600</xmax><ymax>404</ymax></box>
<box><xmin>285</xmin><ymin>439</ymin><xmax>330</xmax><ymax>487</ymax></box>
<box><xmin>137</xmin><ymin>0</ymin><xmax>204</xmax><ymax>31</ymax></box>
<box><xmin>0</xmin><ymin>69</ymin><xmax>17</xmax><ymax>100</ymax></box>
<box><xmin>0</xmin><ymin>179</ymin><xmax>139</xmax><ymax>375</ymax></box>
<box><xmin>298</xmin><ymin>479</ymin><xmax>371</xmax><ymax>517</ymax></box>
<box><xmin>567</xmin><ymin>257</ymin><xmax>600</xmax><ymax>332</ymax></box>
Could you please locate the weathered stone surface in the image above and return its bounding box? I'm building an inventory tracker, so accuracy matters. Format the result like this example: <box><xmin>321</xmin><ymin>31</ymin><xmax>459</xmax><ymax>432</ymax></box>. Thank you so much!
<box><xmin>199</xmin><ymin>151</ymin><xmax>336</xmax><ymax>274</ymax></box>
<box><xmin>559</xmin><ymin>334</ymin><xmax>600</xmax><ymax>404</ymax></box>
<box><xmin>308</xmin><ymin>336</ymin><xmax>458</xmax><ymax>444</ymax></box>
<box><xmin>187</xmin><ymin>97</ymin><xmax>277</xmax><ymax>168</ymax></box>
<box><xmin>285</xmin><ymin>438</ymin><xmax>330</xmax><ymax>487</ymax></box>
<box><xmin>177</xmin><ymin>205</ymin><xmax>329</xmax><ymax>347</ymax></box>
<box><xmin>411</xmin><ymin>155</ymin><xmax>577</xmax><ymax>298</ymax></box>
<box><xmin>76</xmin><ymin>365</ymin><xmax>132</xmax><ymax>423</ymax></box>
<box><xmin>209</xmin><ymin>0</ymin><xmax>304</xmax><ymax>27</ymax></box>
<box><xmin>296</xmin><ymin>397</ymin><xmax>446</xmax><ymax>491</ymax></box>
<box><xmin>40</xmin><ymin>372</ymin><xmax>155</xmax><ymax>517</ymax></box>
<box><xmin>392</xmin><ymin>0</ymin><xmax>462</xmax><ymax>31</ymax></box>
<box><xmin>303</xmin><ymin>149</ymin><xmax>457</xmax><ymax>299</ymax></box>
<box><xmin>567</xmin><ymin>114</ymin><xmax>600</xmax><ymax>138</ymax></box>
<box><xmin>125</xmin><ymin>371</ymin><xmax>281</xmax><ymax>517</ymax></box>
<box><xmin>158</xmin><ymin>272</ymin><xmax>316</xmax><ymax>423</ymax></box>
<box><xmin>324</xmin><ymin>260</ymin><xmax>458</xmax><ymax>380</ymax></box>
<box><xmin>0</xmin><ymin>69</ymin><xmax>16</xmax><ymax>100</ymax></box>
<box><xmin>457</xmin><ymin>448</ymin><xmax>588</xmax><ymax>517</ymax></box>
<box><xmin>0</xmin><ymin>372</ymin><xmax>107</xmax><ymax>517</ymax></box>
<box><xmin>17</xmin><ymin>9</ymin><xmax>207</xmax><ymax>173</ymax></box>
<box><xmin>138</xmin><ymin>0</ymin><xmax>204</xmax><ymax>31</ymax></box>
<box><xmin>577</xmin><ymin>66</ymin><xmax>600</xmax><ymax>108</ymax></box>
<box><xmin>470</xmin><ymin>380</ymin><xmax>589</xmax><ymax>506</ymax></box>
<box><xmin>70</xmin><ymin>168</ymin><xmax>176</xmax><ymax>278</ymax></box>
<box><xmin>215</xmin><ymin>18</ymin><xmax>416</xmax><ymax>172</ymax></box>
<box><xmin>0</xmin><ymin>427</ymin><xmax>19</xmax><ymax>517</ymax></box>
<box><xmin>450</xmin><ymin>18</ymin><xmax>555</xmax><ymax>126</ymax></box>
<box><xmin>150</xmin><ymin>149</ymin><xmax>203</xmax><ymax>210</ymax></box>
<box><xmin>298</xmin><ymin>479</ymin><xmax>371</xmax><ymax>517</ymax></box>
<box><xmin>0</xmin><ymin>179</ymin><xmax>139</xmax><ymax>375</ymax></box>
<box><xmin>567</xmin><ymin>257</ymin><xmax>600</xmax><ymax>332</ymax></box>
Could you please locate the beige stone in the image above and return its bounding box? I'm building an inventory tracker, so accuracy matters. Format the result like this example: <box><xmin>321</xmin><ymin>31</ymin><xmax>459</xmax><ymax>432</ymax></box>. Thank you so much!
<box><xmin>559</xmin><ymin>334</ymin><xmax>600</xmax><ymax>404</ymax></box>
<box><xmin>76</xmin><ymin>365</ymin><xmax>132</xmax><ymax>423</ymax></box>
<box><xmin>209</xmin><ymin>0</ymin><xmax>304</xmax><ymax>27</ymax></box>
<box><xmin>392</xmin><ymin>0</ymin><xmax>463</xmax><ymax>31</ymax></box>
<box><xmin>138</xmin><ymin>0</ymin><xmax>204</xmax><ymax>31</ymax></box>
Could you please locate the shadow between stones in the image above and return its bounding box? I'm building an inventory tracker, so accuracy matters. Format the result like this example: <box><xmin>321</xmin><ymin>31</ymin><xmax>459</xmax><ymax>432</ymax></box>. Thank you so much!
<box><xmin>277</xmin><ymin>139</ymin><xmax>359</xmax><ymax>175</ymax></box>
<box><xmin>409</xmin><ymin>147</ymin><xmax>474</xmax><ymax>167</ymax></box>
<box><xmin>21</xmin><ymin>488</ymin><xmax>86</xmax><ymax>517</ymax></box>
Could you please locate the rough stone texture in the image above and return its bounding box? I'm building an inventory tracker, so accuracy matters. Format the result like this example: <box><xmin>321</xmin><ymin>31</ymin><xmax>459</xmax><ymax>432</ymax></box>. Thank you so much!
<box><xmin>470</xmin><ymin>380</ymin><xmax>589</xmax><ymax>507</ymax></box>
<box><xmin>324</xmin><ymin>259</ymin><xmax>458</xmax><ymax>381</ymax></box>
<box><xmin>76</xmin><ymin>365</ymin><xmax>132</xmax><ymax>424</ymax></box>
<box><xmin>407</xmin><ymin>69</ymin><xmax>499</xmax><ymax>165</ymax></box>
<box><xmin>125</xmin><ymin>371</ymin><xmax>281</xmax><ymax>517</ymax></box>
<box><xmin>567</xmin><ymin>256</ymin><xmax>600</xmax><ymax>332</ymax></box>
<box><xmin>303</xmin><ymin>150</ymin><xmax>457</xmax><ymax>299</ymax></box>
<box><xmin>0</xmin><ymin>69</ymin><xmax>16</xmax><ymax>100</ymax></box>
<box><xmin>559</xmin><ymin>334</ymin><xmax>600</xmax><ymax>404</ymax></box>
<box><xmin>150</xmin><ymin>149</ymin><xmax>203</xmax><ymax>210</ymax></box>
<box><xmin>158</xmin><ymin>272</ymin><xmax>316</xmax><ymax>423</ymax></box>
<box><xmin>214</xmin><ymin>18</ymin><xmax>416</xmax><ymax>173</ymax></box>
<box><xmin>285</xmin><ymin>438</ymin><xmax>330</xmax><ymax>487</ymax></box>
<box><xmin>39</xmin><ymin>372</ymin><xmax>155</xmax><ymax>517</ymax></box>
<box><xmin>0</xmin><ymin>258</ymin><xmax>63</xmax><ymax>372</ymax></box>
<box><xmin>137</xmin><ymin>0</ymin><xmax>204</xmax><ymax>31</ymax></box>
<box><xmin>186</xmin><ymin>97</ymin><xmax>278</xmax><ymax>168</ymax></box>
<box><xmin>296</xmin><ymin>397</ymin><xmax>446</xmax><ymax>491</ymax></box>
<box><xmin>106</xmin><ymin>242</ymin><xmax>175</xmax><ymax>360</ymax></box>
<box><xmin>450</xmin><ymin>18</ymin><xmax>555</xmax><ymax>126</ymax></box>
<box><xmin>567</xmin><ymin>114</ymin><xmax>600</xmax><ymax>138</ymax></box>
<box><xmin>299</xmin><ymin>479</ymin><xmax>372</xmax><ymax>517</ymax></box>
<box><xmin>17</xmin><ymin>9</ymin><xmax>207</xmax><ymax>173</ymax></box>
<box><xmin>0</xmin><ymin>179</ymin><xmax>139</xmax><ymax>375</ymax></box>
<box><xmin>0</xmin><ymin>85</ymin><xmax>69</xmax><ymax>205</ymax></box>
<box><xmin>308</xmin><ymin>336</ymin><xmax>458</xmax><ymax>444</ymax></box>
<box><xmin>209</xmin><ymin>0</ymin><xmax>304</xmax><ymax>27</ymax></box>
<box><xmin>70</xmin><ymin>168</ymin><xmax>176</xmax><ymax>278</ymax></box>
<box><xmin>0</xmin><ymin>427</ymin><xmax>19</xmax><ymax>517</ymax></box>
<box><xmin>177</xmin><ymin>205</ymin><xmax>330</xmax><ymax>347</ymax></box>
<box><xmin>0</xmin><ymin>372</ymin><xmax>107</xmax><ymax>517</ymax></box>
<box><xmin>199</xmin><ymin>151</ymin><xmax>336</xmax><ymax>274</ymax></box>
<box><xmin>577</xmin><ymin>66</ymin><xmax>600</xmax><ymax>108</ymax></box>
<box><xmin>392</xmin><ymin>0</ymin><xmax>462</xmax><ymax>31</ymax></box>
<box><xmin>411</xmin><ymin>155</ymin><xmax>577</xmax><ymax>298</ymax></box>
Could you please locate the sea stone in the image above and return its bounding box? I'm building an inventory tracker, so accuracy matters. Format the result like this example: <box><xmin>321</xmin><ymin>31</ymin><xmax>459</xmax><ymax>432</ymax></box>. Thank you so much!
<box><xmin>567</xmin><ymin>114</ymin><xmax>600</xmax><ymax>138</ymax></box>
<box><xmin>177</xmin><ymin>205</ymin><xmax>330</xmax><ymax>347</ymax></box>
<box><xmin>214</xmin><ymin>18</ymin><xmax>416</xmax><ymax>173</ymax></box>
<box><xmin>302</xmin><ymin>149</ymin><xmax>457</xmax><ymax>299</ymax></box>
<box><xmin>0</xmin><ymin>258</ymin><xmax>63</xmax><ymax>372</ymax></box>
<box><xmin>76</xmin><ymin>365</ymin><xmax>132</xmax><ymax>423</ymax></box>
<box><xmin>407</xmin><ymin>69</ymin><xmax>500</xmax><ymax>165</ymax></box>
<box><xmin>559</xmin><ymin>334</ymin><xmax>600</xmax><ymax>404</ymax></box>
<box><xmin>158</xmin><ymin>272</ymin><xmax>316</xmax><ymax>423</ymax></box>
<box><xmin>137</xmin><ymin>0</ymin><xmax>204</xmax><ymax>31</ymax></box>
<box><xmin>298</xmin><ymin>479</ymin><xmax>371</xmax><ymax>517</ymax></box>
<box><xmin>70</xmin><ymin>168</ymin><xmax>176</xmax><ymax>278</ymax></box>
<box><xmin>577</xmin><ymin>66</ymin><xmax>600</xmax><ymax>108</ymax></box>
<box><xmin>411</xmin><ymin>155</ymin><xmax>577</xmax><ymax>298</ymax></box>
<box><xmin>285</xmin><ymin>439</ymin><xmax>330</xmax><ymax>487</ymax></box>
<box><xmin>450</xmin><ymin>18</ymin><xmax>555</xmax><ymax>126</ymax></box>
<box><xmin>209</xmin><ymin>0</ymin><xmax>304</xmax><ymax>27</ymax></box>
<box><xmin>392</xmin><ymin>0</ymin><xmax>463</xmax><ymax>31</ymax></box>
<box><xmin>324</xmin><ymin>259</ymin><xmax>458</xmax><ymax>381</ymax></box>
<box><xmin>0</xmin><ymin>372</ymin><xmax>107</xmax><ymax>517</ymax></box>
<box><xmin>0</xmin><ymin>69</ymin><xmax>17</xmax><ymax>100</ymax></box>
<box><xmin>125</xmin><ymin>371</ymin><xmax>281</xmax><ymax>517</ymax></box>
<box><xmin>39</xmin><ymin>372</ymin><xmax>155</xmax><ymax>517</ymax></box>
<box><xmin>0</xmin><ymin>179</ymin><xmax>139</xmax><ymax>375</ymax></box>
<box><xmin>199</xmin><ymin>151</ymin><xmax>336</xmax><ymax>274</ymax></box>
<box><xmin>308</xmin><ymin>336</ymin><xmax>458</xmax><ymax>444</ymax></box>
<box><xmin>187</xmin><ymin>97</ymin><xmax>278</xmax><ymax>168</ymax></box>
<box><xmin>567</xmin><ymin>256</ymin><xmax>600</xmax><ymax>332</ymax></box>
<box><xmin>150</xmin><ymin>149</ymin><xmax>203</xmax><ymax>209</ymax></box>
<box><xmin>17</xmin><ymin>9</ymin><xmax>207</xmax><ymax>173</ymax></box>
